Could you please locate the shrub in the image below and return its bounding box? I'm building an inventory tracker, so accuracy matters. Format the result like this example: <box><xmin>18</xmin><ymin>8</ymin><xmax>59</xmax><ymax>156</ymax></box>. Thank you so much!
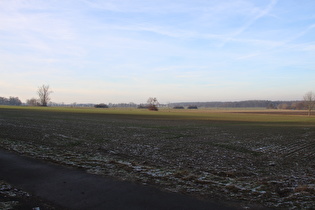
<box><xmin>173</xmin><ymin>106</ymin><xmax>185</xmax><ymax>109</ymax></box>
<box><xmin>94</xmin><ymin>103</ymin><xmax>108</xmax><ymax>108</ymax></box>
<box><xmin>148</xmin><ymin>105</ymin><xmax>158</xmax><ymax>111</ymax></box>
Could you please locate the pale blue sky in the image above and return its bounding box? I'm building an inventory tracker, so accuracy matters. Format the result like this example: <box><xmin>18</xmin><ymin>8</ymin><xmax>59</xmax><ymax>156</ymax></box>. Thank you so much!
<box><xmin>1</xmin><ymin>0</ymin><xmax>315</xmax><ymax>104</ymax></box>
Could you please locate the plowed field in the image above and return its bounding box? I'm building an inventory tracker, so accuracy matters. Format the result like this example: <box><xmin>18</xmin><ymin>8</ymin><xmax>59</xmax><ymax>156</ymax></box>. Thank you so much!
<box><xmin>1</xmin><ymin>106</ymin><xmax>315</xmax><ymax>209</ymax></box>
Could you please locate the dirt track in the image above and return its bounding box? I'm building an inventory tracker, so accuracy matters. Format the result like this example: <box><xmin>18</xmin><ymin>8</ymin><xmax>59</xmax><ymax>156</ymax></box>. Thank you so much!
<box><xmin>0</xmin><ymin>148</ymin><xmax>235</xmax><ymax>210</ymax></box>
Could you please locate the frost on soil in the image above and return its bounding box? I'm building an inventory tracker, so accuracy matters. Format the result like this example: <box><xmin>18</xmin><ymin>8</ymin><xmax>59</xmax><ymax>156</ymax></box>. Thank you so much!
<box><xmin>0</xmin><ymin>180</ymin><xmax>28</xmax><ymax>209</ymax></box>
<box><xmin>0</xmin><ymin>112</ymin><xmax>315</xmax><ymax>209</ymax></box>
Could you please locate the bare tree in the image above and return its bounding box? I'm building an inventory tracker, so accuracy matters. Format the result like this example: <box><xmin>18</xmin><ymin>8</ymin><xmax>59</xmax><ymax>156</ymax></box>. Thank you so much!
<box><xmin>37</xmin><ymin>85</ymin><xmax>53</xmax><ymax>106</ymax></box>
<box><xmin>303</xmin><ymin>91</ymin><xmax>315</xmax><ymax>116</ymax></box>
<box><xmin>277</xmin><ymin>103</ymin><xmax>289</xmax><ymax>110</ymax></box>
<box><xmin>147</xmin><ymin>97</ymin><xmax>159</xmax><ymax>111</ymax></box>
<box><xmin>26</xmin><ymin>98</ymin><xmax>39</xmax><ymax>106</ymax></box>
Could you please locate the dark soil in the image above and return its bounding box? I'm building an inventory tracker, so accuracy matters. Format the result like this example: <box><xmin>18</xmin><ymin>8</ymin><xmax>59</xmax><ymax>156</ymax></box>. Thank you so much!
<box><xmin>0</xmin><ymin>107</ymin><xmax>314</xmax><ymax>209</ymax></box>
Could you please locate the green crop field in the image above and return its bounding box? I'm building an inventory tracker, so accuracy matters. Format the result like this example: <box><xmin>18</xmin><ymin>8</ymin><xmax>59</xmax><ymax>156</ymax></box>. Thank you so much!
<box><xmin>1</xmin><ymin>105</ymin><xmax>314</xmax><ymax>124</ymax></box>
<box><xmin>1</xmin><ymin>106</ymin><xmax>315</xmax><ymax>209</ymax></box>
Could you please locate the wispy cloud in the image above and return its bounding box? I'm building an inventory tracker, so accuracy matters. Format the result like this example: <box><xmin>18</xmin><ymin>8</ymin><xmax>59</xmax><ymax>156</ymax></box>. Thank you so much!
<box><xmin>1</xmin><ymin>0</ymin><xmax>314</xmax><ymax>103</ymax></box>
<box><xmin>220</xmin><ymin>0</ymin><xmax>278</xmax><ymax>47</ymax></box>
<box><xmin>235</xmin><ymin>23</ymin><xmax>315</xmax><ymax>60</ymax></box>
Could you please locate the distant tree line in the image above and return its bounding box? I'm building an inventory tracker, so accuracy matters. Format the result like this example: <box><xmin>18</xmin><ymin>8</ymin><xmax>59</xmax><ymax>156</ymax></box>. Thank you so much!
<box><xmin>2</xmin><ymin>88</ymin><xmax>314</xmax><ymax>116</ymax></box>
<box><xmin>109</xmin><ymin>102</ymin><xmax>138</xmax><ymax>108</ymax></box>
<box><xmin>275</xmin><ymin>101</ymin><xmax>305</xmax><ymax>110</ymax></box>
<box><xmin>0</xmin><ymin>96</ymin><xmax>22</xmax><ymax>106</ymax></box>
<box><xmin>174</xmin><ymin>105</ymin><xmax>198</xmax><ymax>109</ymax></box>
<box><xmin>170</xmin><ymin>100</ymin><xmax>307</xmax><ymax>110</ymax></box>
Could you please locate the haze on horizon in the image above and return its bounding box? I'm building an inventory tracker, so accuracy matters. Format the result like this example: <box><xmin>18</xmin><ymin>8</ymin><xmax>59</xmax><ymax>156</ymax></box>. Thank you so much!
<box><xmin>1</xmin><ymin>0</ymin><xmax>315</xmax><ymax>104</ymax></box>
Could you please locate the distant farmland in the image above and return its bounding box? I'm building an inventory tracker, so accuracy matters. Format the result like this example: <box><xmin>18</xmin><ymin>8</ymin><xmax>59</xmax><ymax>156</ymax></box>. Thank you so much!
<box><xmin>1</xmin><ymin>106</ymin><xmax>315</xmax><ymax>209</ymax></box>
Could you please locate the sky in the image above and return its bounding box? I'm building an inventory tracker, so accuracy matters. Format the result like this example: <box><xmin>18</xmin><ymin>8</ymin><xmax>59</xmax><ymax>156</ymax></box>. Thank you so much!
<box><xmin>1</xmin><ymin>0</ymin><xmax>315</xmax><ymax>104</ymax></box>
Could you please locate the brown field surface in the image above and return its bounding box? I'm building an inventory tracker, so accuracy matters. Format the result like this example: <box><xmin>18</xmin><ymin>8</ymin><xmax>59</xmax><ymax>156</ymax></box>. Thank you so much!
<box><xmin>1</xmin><ymin>106</ymin><xmax>315</xmax><ymax>209</ymax></box>
<box><xmin>234</xmin><ymin>110</ymin><xmax>309</xmax><ymax>115</ymax></box>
